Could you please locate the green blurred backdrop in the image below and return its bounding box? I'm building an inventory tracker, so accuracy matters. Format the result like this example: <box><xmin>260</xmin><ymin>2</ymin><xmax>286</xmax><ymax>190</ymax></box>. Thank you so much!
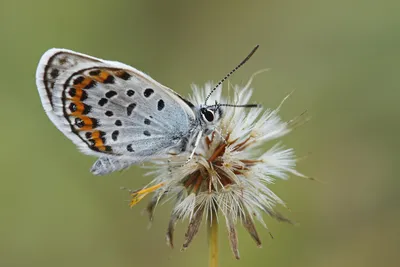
<box><xmin>1</xmin><ymin>0</ymin><xmax>399</xmax><ymax>266</ymax></box>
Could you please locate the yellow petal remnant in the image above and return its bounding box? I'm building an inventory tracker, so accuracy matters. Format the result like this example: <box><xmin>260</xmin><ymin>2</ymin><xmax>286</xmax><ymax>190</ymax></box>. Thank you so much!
<box><xmin>129</xmin><ymin>182</ymin><xmax>165</xmax><ymax>207</ymax></box>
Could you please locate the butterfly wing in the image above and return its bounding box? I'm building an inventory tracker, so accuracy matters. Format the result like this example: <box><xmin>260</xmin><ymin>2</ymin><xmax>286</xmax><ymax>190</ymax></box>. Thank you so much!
<box><xmin>36</xmin><ymin>48</ymin><xmax>196</xmax><ymax>173</ymax></box>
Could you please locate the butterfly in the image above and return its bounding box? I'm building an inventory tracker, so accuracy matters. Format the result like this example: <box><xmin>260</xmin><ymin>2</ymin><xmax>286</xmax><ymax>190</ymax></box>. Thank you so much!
<box><xmin>35</xmin><ymin>46</ymin><xmax>259</xmax><ymax>175</ymax></box>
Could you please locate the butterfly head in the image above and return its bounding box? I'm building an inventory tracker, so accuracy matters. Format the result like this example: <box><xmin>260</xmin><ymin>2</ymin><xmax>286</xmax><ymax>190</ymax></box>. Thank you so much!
<box><xmin>199</xmin><ymin>103</ymin><xmax>223</xmax><ymax>134</ymax></box>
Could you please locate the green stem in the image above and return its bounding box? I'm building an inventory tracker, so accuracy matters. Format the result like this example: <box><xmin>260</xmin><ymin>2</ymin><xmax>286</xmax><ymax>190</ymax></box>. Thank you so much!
<box><xmin>208</xmin><ymin>212</ymin><xmax>219</xmax><ymax>267</ymax></box>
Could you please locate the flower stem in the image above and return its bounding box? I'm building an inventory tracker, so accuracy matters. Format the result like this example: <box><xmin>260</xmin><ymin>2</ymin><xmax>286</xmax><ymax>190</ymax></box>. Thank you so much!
<box><xmin>208</xmin><ymin>212</ymin><xmax>219</xmax><ymax>267</ymax></box>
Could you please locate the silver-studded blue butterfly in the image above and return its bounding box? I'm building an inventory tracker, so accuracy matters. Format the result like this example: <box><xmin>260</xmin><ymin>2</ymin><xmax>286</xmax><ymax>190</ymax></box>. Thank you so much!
<box><xmin>36</xmin><ymin>46</ymin><xmax>259</xmax><ymax>175</ymax></box>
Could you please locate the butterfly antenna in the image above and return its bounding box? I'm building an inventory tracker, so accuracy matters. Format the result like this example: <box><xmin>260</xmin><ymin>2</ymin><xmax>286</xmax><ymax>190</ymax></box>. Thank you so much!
<box><xmin>218</xmin><ymin>103</ymin><xmax>261</xmax><ymax>108</ymax></box>
<box><xmin>204</xmin><ymin>44</ymin><xmax>260</xmax><ymax>105</ymax></box>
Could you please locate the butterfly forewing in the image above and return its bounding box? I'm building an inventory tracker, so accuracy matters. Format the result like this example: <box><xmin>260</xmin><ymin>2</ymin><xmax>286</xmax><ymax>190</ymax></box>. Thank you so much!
<box><xmin>36</xmin><ymin>49</ymin><xmax>196</xmax><ymax>164</ymax></box>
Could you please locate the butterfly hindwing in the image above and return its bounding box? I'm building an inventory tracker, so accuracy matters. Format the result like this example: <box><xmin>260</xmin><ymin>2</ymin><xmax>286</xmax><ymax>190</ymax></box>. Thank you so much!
<box><xmin>36</xmin><ymin>49</ymin><xmax>196</xmax><ymax>163</ymax></box>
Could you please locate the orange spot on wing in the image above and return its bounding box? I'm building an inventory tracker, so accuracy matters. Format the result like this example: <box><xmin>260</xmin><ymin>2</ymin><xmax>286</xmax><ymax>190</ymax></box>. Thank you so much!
<box><xmin>91</xmin><ymin>130</ymin><xmax>101</xmax><ymax>139</ymax></box>
<box><xmin>71</xmin><ymin>88</ymin><xmax>83</xmax><ymax>101</ymax></box>
<box><xmin>71</xmin><ymin>101</ymin><xmax>85</xmax><ymax>116</ymax></box>
<box><xmin>92</xmin><ymin>137</ymin><xmax>105</xmax><ymax>149</ymax></box>
<box><xmin>92</xmin><ymin>134</ymin><xmax>107</xmax><ymax>152</ymax></box>
<box><xmin>82</xmin><ymin>131</ymin><xmax>112</xmax><ymax>152</ymax></box>
<box><xmin>85</xmin><ymin>130</ymin><xmax>110</xmax><ymax>152</ymax></box>
<box><xmin>92</xmin><ymin>71</ymin><xmax>110</xmax><ymax>83</ymax></box>
<box><xmin>74</xmin><ymin>77</ymin><xmax>93</xmax><ymax>90</ymax></box>
<box><xmin>77</xmin><ymin>116</ymin><xmax>96</xmax><ymax>131</ymax></box>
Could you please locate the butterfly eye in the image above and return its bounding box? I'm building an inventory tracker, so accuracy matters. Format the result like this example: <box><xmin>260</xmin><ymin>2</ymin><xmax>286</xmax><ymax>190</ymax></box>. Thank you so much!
<box><xmin>201</xmin><ymin>108</ymin><xmax>214</xmax><ymax>122</ymax></box>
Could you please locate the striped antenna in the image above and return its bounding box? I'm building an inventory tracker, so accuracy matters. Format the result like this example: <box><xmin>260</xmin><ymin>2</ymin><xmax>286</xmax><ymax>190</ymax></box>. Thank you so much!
<box><xmin>204</xmin><ymin>45</ymin><xmax>260</xmax><ymax>104</ymax></box>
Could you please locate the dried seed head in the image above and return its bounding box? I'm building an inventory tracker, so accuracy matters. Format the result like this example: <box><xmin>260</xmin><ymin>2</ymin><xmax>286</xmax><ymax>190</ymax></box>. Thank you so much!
<box><xmin>129</xmin><ymin>75</ymin><xmax>307</xmax><ymax>258</ymax></box>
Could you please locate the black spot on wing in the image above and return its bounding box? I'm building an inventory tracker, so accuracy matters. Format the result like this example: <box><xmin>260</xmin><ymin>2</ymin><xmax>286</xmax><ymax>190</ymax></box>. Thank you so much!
<box><xmin>112</xmin><ymin>130</ymin><xmax>119</xmax><ymax>141</ymax></box>
<box><xmin>143</xmin><ymin>88</ymin><xmax>154</xmax><ymax>98</ymax></box>
<box><xmin>127</xmin><ymin>144</ymin><xmax>134</xmax><ymax>152</ymax></box>
<box><xmin>89</xmin><ymin>70</ymin><xmax>101</xmax><ymax>76</ymax></box>
<box><xmin>73</xmin><ymin>76</ymin><xmax>84</xmax><ymax>85</ymax></box>
<box><xmin>80</xmin><ymin>90</ymin><xmax>88</xmax><ymax>101</ymax></box>
<box><xmin>91</xmin><ymin>118</ymin><xmax>99</xmax><ymax>128</ymax></box>
<box><xmin>126</xmin><ymin>89</ymin><xmax>135</xmax><ymax>97</ymax></box>
<box><xmin>83</xmin><ymin>104</ymin><xmax>92</xmax><ymax>114</ymax></box>
<box><xmin>127</xmin><ymin>103</ymin><xmax>136</xmax><ymax>116</ymax></box>
<box><xmin>105</xmin><ymin>90</ymin><xmax>117</xmax><ymax>98</ymax></box>
<box><xmin>69</xmin><ymin>103</ymin><xmax>77</xmax><ymax>112</ymax></box>
<box><xmin>50</xmin><ymin>69</ymin><xmax>59</xmax><ymax>78</ymax></box>
<box><xmin>98</xmin><ymin>98</ymin><xmax>108</xmax><ymax>106</ymax></box>
<box><xmin>157</xmin><ymin>99</ymin><xmax>165</xmax><ymax>111</ymax></box>
<box><xmin>75</xmin><ymin>118</ymin><xmax>84</xmax><ymax>128</ymax></box>
<box><xmin>103</xmin><ymin>75</ymin><xmax>115</xmax><ymax>84</ymax></box>
<box><xmin>69</xmin><ymin>88</ymin><xmax>76</xmax><ymax>97</ymax></box>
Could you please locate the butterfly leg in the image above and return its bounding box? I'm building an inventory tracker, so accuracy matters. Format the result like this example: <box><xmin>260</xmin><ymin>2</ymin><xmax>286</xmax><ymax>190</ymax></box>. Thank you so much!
<box><xmin>185</xmin><ymin>130</ymin><xmax>203</xmax><ymax>164</ymax></box>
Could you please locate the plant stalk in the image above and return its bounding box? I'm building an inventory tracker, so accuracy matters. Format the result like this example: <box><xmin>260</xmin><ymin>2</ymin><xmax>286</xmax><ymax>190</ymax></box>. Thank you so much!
<box><xmin>208</xmin><ymin>212</ymin><xmax>219</xmax><ymax>267</ymax></box>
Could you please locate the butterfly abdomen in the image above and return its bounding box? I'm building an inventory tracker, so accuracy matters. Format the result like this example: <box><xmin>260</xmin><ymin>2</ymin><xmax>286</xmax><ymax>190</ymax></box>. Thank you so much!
<box><xmin>90</xmin><ymin>156</ymin><xmax>136</xmax><ymax>175</ymax></box>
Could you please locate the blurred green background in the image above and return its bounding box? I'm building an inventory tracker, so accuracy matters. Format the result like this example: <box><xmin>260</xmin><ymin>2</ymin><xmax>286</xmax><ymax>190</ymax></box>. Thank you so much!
<box><xmin>1</xmin><ymin>0</ymin><xmax>399</xmax><ymax>266</ymax></box>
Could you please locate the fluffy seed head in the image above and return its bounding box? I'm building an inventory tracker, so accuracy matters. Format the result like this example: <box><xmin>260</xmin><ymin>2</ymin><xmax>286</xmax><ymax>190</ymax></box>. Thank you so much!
<box><xmin>130</xmin><ymin>74</ymin><xmax>307</xmax><ymax>258</ymax></box>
